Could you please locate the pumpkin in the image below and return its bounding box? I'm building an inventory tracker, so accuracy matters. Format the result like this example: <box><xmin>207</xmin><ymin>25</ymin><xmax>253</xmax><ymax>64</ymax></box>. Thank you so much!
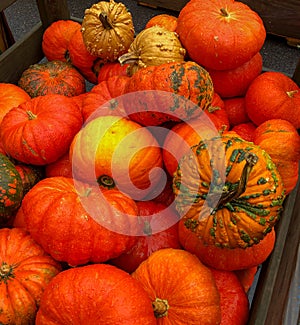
<box><xmin>18</xmin><ymin>60</ymin><xmax>86</xmax><ymax>97</ymax></box>
<box><xmin>223</xmin><ymin>97</ymin><xmax>250</xmax><ymax>127</ymax></box>
<box><xmin>253</xmin><ymin>119</ymin><xmax>300</xmax><ymax>194</ymax></box>
<box><xmin>45</xmin><ymin>152</ymin><xmax>73</xmax><ymax>178</ymax></box>
<box><xmin>0</xmin><ymin>227</ymin><xmax>61</xmax><ymax>325</ymax></box>
<box><xmin>0</xmin><ymin>154</ymin><xmax>24</xmax><ymax>225</ymax></box>
<box><xmin>70</xmin><ymin>115</ymin><xmax>163</xmax><ymax>200</ymax></box>
<box><xmin>230</xmin><ymin>122</ymin><xmax>257</xmax><ymax>142</ymax></box>
<box><xmin>234</xmin><ymin>266</ymin><xmax>258</xmax><ymax>293</ymax></box>
<box><xmin>0</xmin><ymin>94</ymin><xmax>83</xmax><ymax>165</ymax></box>
<box><xmin>81</xmin><ymin>75</ymin><xmax>129</xmax><ymax>122</ymax></box>
<box><xmin>178</xmin><ymin>219</ymin><xmax>276</xmax><ymax>270</ymax></box>
<box><xmin>145</xmin><ymin>13</ymin><xmax>178</xmax><ymax>32</ymax></box>
<box><xmin>97</xmin><ymin>61</ymin><xmax>129</xmax><ymax>83</ymax></box>
<box><xmin>110</xmin><ymin>200</ymin><xmax>181</xmax><ymax>273</ymax></box>
<box><xmin>207</xmin><ymin>52</ymin><xmax>263</xmax><ymax>98</ymax></box>
<box><xmin>132</xmin><ymin>248</ymin><xmax>221</xmax><ymax>324</ymax></box>
<box><xmin>0</xmin><ymin>82</ymin><xmax>30</xmax><ymax>124</ymax></box>
<box><xmin>245</xmin><ymin>71</ymin><xmax>300</xmax><ymax>128</ymax></box>
<box><xmin>14</xmin><ymin>163</ymin><xmax>44</xmax><ymax>195</ymax></box>
<box><xmin>20</xmin><ymin>176</ymin><xmax>140</xmax><ymax>266</ymax></box>
<box><xmin>42</xmin><ymin>20</ymin><xmax>81</xmax><ymax>62</ymax></box>
<box><xmin>210</xmin><ymin>268</ymin><xmax>249</xmax><ymax>325</ymax></box>
<box><xmin>35</xmin><ymin>263</ymin><xmax>157</xmax><ymax>325</ymax></box>
<box><xmin>81</xmin><ymin>0</ymin><xmax>135</xmax><ymax>61</ymax></box>
<box><xmin>122</xmin><ymin>61</ymin><xmax>214</xmax><ymax>126</ymax></box>
<box><xmin>176</xmin><ymin>0</ymin><xmax>266</xmax><ymax>70</ymax></box>
<box><xmin>173</xmin><ymin>133</ymin><xmax>285</xmax><ymax>248</ymax></box>
<box><xmin>118</xmin><ymin>25</ymin><xmax>186</xmax><ymax>76</ymax></box>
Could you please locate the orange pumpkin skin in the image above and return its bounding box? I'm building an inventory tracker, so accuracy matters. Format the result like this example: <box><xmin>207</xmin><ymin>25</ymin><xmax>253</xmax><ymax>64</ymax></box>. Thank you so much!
<box><xmin>70</xmin><ymin>115</ymin><xmax>163</xmax><ymax>200</ymax></box>
<box><xmin>132</xmin><ymin>248</ymin><xmax>221</xmax><ymax>324</ymax></box>
<box><xmin>223</xmin><ymin>97</ymin><xmax>250</xmax><ymax>127</ymax></box>
<box><xmin>36</xmin><ymin>263</ymin><xmax>157</xmax><ymax>325</ymax></box>
<box><xmin>18</xmin><ymin>60</ymin><xmax>86</xmax><ymax>97</ymax></box>
<box><xmin>42</xmin><ymin>20</ymin><xmax>81</xmax><ymax>62</ymax></box>
<box><xmin>45</xmin><ymin>152</ymin><xmax>73</xmax><ymax>178</ymax></box>
<box><xmin>176</xmin><ymin>0</ymin><xmax>266</xmax><ymax>70</ymax></box>
<box><xmin>123</xmin><ymin>61</ymin><xmax>214</xmax><ymax>126</ymax></box>
<box><xmin>21</xmin><ymin>176</ymin><xmax>139</xmax><ymax>266</ymax></box>
<box><xmin>234</xmin><ymin>266</ymin><xmax>258</xmax><ymax>293</ymax></box>
<box><xmin>0</xmin><ymin>94</ymin><xmax>83</xmax><ymax>165</ymax></box>
<box><xmin>145</xmin><ymin>14</ymin><xmax>178</xmax><ymax>32</ymax></box>
<box><xmin>231</xmin><ymin>122</ymin><xmax>256</xmax><ymax>142</ymax></box>
<box><xmin>207</xmin><ymin>52</ymin><xmax>263</xmax><ymax>98</ymax></box>
<box><xmin>110</xmin><ymin>201</ymin><xmax>181</xmax><ymax>273</ymax></box>
<box><xmin>253</xmin><ymin>119</ymin><xmax>300</xmax><ymax>194</ymax></box>
<box><xmin>210</xmin><ymin>268</ymin><xmax>249</xmax><ymax>325</ymax></box>
<box><xmin>245</xmin><ymin>71</ymin><xmax>300</xmax><ymax>128</ymax></box>
<box><xmin>178</xmin><ymin>219</ymin><xmax>276</xmax><ymax>271</ymax></box>
<box><xmin>0</xmin><ymin>227</ymin><xmax>61</xmax><ymax>325</ymax></box>
<box><xmin>97</xmin><ymin>61</ymin><xmax>129</xmax><ymax>83</ymax></box>
<box><xmin>0</xmin><ymin>83</ymin><xmax>30</xmax><ymax>124</ymax></box>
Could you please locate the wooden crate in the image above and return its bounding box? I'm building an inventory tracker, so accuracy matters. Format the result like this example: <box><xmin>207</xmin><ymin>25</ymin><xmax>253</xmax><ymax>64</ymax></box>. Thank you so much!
<box><xmin>0</xmin><ymin>1</ymin><xmax>300</xmax><ymax>324</ymax></box>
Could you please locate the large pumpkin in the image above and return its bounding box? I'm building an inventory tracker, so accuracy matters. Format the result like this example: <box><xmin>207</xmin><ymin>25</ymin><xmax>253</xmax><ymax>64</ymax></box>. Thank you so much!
<box><xmin>0</xmin><ymin>227</ymin><xmax>61</xmax><ymax>325</ymax></box>
<box><xmin>81</xmin><ymin>0</ymin><xmax>135</xmax><ymax>61</ymax></box>
<box><xmin>176</xmin><ymin>0</ymin><xmax>266</xmax><ymax>70</ymax></box>
<box><xmin>20</xmin><ymin>176</ymin><xmax>140</xmax><ymax>266</ymax></box>
<box><xmin>36</xmin><ymin>263</ymin><xmax>156</xmax><ymax>325</ymax></box>
<box><xmin>132</xmin><ymin>248</ymin><xmax>221</xmax><ymax>324</ymax></box>
<box><xmin>0</xmin><ymin>94</ymin><xmax>83</xmax><ymax>165</ymax></box>
<box><xmin>70</xmin><ymin>115</ymin><xmax>163</xmax><ymax>200</ymax></box>
<box><xmin>173</xmin><ymin>133</ymin><xmax>285</xmax><ymax>248</ymax></box>
<box><xmin>18</xmin><ymin>60</ymin><xmax>86</xmax><ymax>97</ymax></box>
<box><xmin>122</xmin><ymin>61</ymin><xmax>214</xmax><ymax>126</ymax></box>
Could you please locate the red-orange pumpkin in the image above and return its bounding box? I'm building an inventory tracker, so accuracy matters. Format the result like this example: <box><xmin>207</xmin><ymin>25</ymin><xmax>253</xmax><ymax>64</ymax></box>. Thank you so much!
<box><xmin>223</xmin><ymin>97</ymin><xmax>250</xmax><ymax>127</ymax></box>
<box><xmin>145</xmin><ymin>14</ymin><xmax>178</xmax><ymax>32</ymax></box>
<box><xmin>176</xmin><ymin>0</ymin><xmax>266</xmax><ymax>70</ymax></box>
<box><xmin>36</xmin><ymin>264</ymin><xmax>157</xmax><ymax>325</ymax></box>
<box><xmin>97</xmin><ymin>61</ymin><xmax>129</xmax><ymax>83</ymax></box>
<box><xmin>0</xmin><ymin>227</ymin><xmax>61</xmax><ymax>325</ymax></box>
<box><xmin>45</xmin><ymin>152</ymin><xmax>73</xmax><ymax>178</ymax></box>
<box><xmin>0</xmin><ymin>94</ymin><xmax>83</xmax><ymax>165</ymax></box>
<box><xmin>20</xmin><ymin>176</ymin><xmax>140</xmax><ymax>266</ymax></box>
<box><xmin>231</xmin><ymin>122</ymin><xmax>257</xmax><ymax>142</ymax></box>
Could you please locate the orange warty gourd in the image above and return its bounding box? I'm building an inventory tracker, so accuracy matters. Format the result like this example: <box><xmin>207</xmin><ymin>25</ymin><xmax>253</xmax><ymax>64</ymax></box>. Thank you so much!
<box><xmin>36</xmin><ymin>264</ymin><xmax>157</xmax><ymax>325</ymax></box>
<box><xmin>0</xmin><ymin>227</ymin><xmax>61</xmax><ymax>325</ymax></box>
<box><xmin>173</xmin><ymin>133</ymin><xmax>285</xmax><ymax>249</ymax></box>
<box><xmin>132</xmin><ymin>248</ymin><xmax>221</xmax><ymax>324</ymax></box>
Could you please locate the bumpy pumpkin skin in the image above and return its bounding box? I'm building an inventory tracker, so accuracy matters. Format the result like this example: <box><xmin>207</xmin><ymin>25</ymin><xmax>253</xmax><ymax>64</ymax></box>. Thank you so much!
<box><xmin>118</xmin><ymin>25</ymin><xmax>186</xmax><ymax>76</ymax></box>
<box><xmin>132</xmin><ymin>248</ymin><xmax>221</xmax><ymax>324</ymax></box>
<box><xmin>173</xmin><ymin>134</ymin><xmax>285</xmax><ymax>249</ymax></box>
<box><xmin>81</xmin><ymin>0</ymin><xmax>135</xmax><ymax>61</ymax></box>
<box><xmin>36</xmin><ymin>264</ymin><xmax>157</xmax><ymax>325</ymax></box>
<box><xmin>0</xmin><ymin>227</ymin><xmax>61</xmax><ymax>325</ymax></box>
<box><xmin>123</xmin><ymin>61</ymin><xmax>214</xmax><ymax>126</ymax></box>
<box><xmin>21</xmin><ymin>177</ymin><xmax>139</xmax><ymax>266</ymax></box>
<box><xmin>18</xmin><ymin>60</ymin><xmax>86</xmax><ymax>98</ymax></box>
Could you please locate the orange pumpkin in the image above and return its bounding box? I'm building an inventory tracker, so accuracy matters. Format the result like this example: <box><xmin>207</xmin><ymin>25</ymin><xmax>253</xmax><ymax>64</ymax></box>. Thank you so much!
<box><xmin>231</xmin><ymin>122</ymin><xmax>257</xmax><ymax>142</ymax></box>
<box><xmin>132</xmin><ymin>248</ymin><xmax>221</xmax><ymax>324</ymax></box>
<box><xmin>223</xmin><ymin>97</ymin><xmax>250</xmax><ymax>127</ymax></box>
<box><xmin>145</xmin><ymin>14</ymin><xmax>178</xmax><ymax>32</ymax></box>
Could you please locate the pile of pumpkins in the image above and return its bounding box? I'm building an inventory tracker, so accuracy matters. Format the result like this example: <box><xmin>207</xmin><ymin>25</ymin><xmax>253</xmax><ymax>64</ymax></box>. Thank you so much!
<box><xmin>0</xmin><ymin>0</ymin><xmax>299</xmax><ymax>324</ymax></box>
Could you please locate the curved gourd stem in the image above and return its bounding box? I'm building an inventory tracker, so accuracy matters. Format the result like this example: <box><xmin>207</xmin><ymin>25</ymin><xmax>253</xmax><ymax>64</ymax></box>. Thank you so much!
<box><xmin>118</xmin><ymin>52</ymin><xmax>139</xmax><ymax>66</ymax></box>
<box><xmin>99</xmin><ymin>12</ymin><xmax>113</xmax><ymax>30</ymax></box>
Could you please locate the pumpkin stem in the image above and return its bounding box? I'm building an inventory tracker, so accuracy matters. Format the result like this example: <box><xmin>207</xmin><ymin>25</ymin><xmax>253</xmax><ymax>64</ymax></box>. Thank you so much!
<box><xmin>26</xmin><ymin>110</ymin><xmax>37</xmax><ymax>120</ymax></box>
<box><xmin>99</xmin><ymin>12</ymin><xmax>113</xmax><ymax>30</ymax></box>
<box><xmin>286</xmin><ymin>90</ymin><xmax>298</xmax><ymax>98</ymax></box>
<box><xmin>97</xmin><ymin>174</ymin><xmax>115</xmax><ymax>189</ymax></box>
<box><xmin>217</xmin><ymin>152</ymin><xmax>258</xmax><ymax>207</ymax></box>
<box><xmin>0</xmin><ymin>262</ymin><xmax>16</xmax><ymax>284</ymax></box>
<box><xmin>152</xmin><ymin>297</ymin><xmax>169</xmax><ymax>318</ymax></box>
<box><xmin>118</xmin><ymin>52</ymin><xmax>140</xmax><ymax>66</ymax></box>
<box><xmin>220</xmin><ymin>8</ymin><xmax>229</xmax><ymax>17</ymax></box>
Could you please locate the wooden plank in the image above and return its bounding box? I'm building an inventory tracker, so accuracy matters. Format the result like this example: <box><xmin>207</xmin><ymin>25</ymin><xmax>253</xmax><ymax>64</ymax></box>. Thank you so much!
<box><xmin>0</xmin><ymin>22</ymin><xmax>44</xmax><ymax>84</ymax></box>
<box><xmin>0</xmin><ymin>0</ymin><xmax>18</xmax><ymax>12</ymax></box>
<box><xmin>136</xmin><ymin>0</ymin><xmax>187</xmax><ymax>12</ymax></box>
<box><xmin>36</xmin><ymin>0</ymin><xmax>70</xmax><ymax>29</ymax></box>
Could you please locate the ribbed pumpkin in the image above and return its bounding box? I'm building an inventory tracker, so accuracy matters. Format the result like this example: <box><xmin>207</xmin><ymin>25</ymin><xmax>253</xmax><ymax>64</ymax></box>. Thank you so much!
<box><xmin>18</xmin><ymin>60</ymin><xmax>86</xmax><ymax>97</ymax></box>
<box><xmin>0</xmin><ymin>227</ymin><xmax>61</xmax><ymax>325</ymax></box>
<box><xmin>173</xmin><ymin>133</ymin><xmax>285</xmax><ymax>248</ymax></box>
<box><xmin>118</xmin><ymin>25</ymin><xmax>186</xmax><ymax>76</ymax></box>
<box><xmin>145</xmin><ymin>13</ymin><xmax>178</xmax><ymax>32</ymax></box>
<box><xmin>20</xmin><ymin>176</ymin><xmax>140</xmax><ymax>266</ymax></box>
<box><xmin>81</xmin><ymin>0</ymin><xmax>135</xmax><ymax>61</ymax></box>
<box><xmin>123</xmin><ymin>61</ymin><xmax>214</xmax><ymax>126</ymax></box>
<box><xmin>36</xmin><ymin>263</ymin><xmax>156</xmax><ymax>325</ymax></box>
<box><xmin>132</xmin><ymin>248</ymin><xmax>221</xmax><ymax>324</ymax></box>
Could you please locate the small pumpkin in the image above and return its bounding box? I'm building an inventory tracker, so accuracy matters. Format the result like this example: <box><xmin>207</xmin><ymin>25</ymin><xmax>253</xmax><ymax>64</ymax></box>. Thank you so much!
<box><xmin>230</xmin><ymin>122</ymin><xmax>256</xmax><ymax>142</ymax></box>
<box><xmin>97</xmin><ymin>61</ymin><xmax>129</xmax><ymax>83</ymax></box>
<box><xmin>132</xmin><ymin>248</ymin><xmax>221</xmax><ymax>324</ymax></box>
<box><xmin>81</xmin><ymin>0</ymin><xmax>135</xmax><ymax>61</ymax></box>
<box><xmin>45</xmin><ymin>152</ymin><xmax>73</xmax><ymax>178</ymax></box>
<box><xmin>0</xmin><ymin>94</ymin><xmax>83</xmax><ymax>165</ymax></box>
<box><xmin>18</xmin><ymin>60</ymin><xmax>86</xmax><ymax>98</ymax></box>
<box><xmin>36</xmin><ymin>263</ymin><xmax>157</xmax><ymax>325</ymax></box>
<box><xmin>173</xmin><ymin>133</ymin><xmax>285</xmax><ymax>248</ymax></box>
<box><xmin>123</xmin><ymin>61</ymin><xmax>214</xmax><ymax>126</ymax></box>
<box><xmin>0</xmin><ymin>227</ymin><xmax>61</xmax><ymax>325</ymax></box>
<box><xmin>234</xmin><ymin>266</ymin><xmax>258</xmax><ymax>293</ymax></box>
<box><xmin>118</xmin><ymin>25</ymin><xmax>186</xmax><ymax>76</ymax></box>
<box><xmin>223</xmin><ymin>97</ymin><xmax>250</xmax><ymax>127</ymax></box>
<box><xmin>145</xmin><ymin>13</ymin><xmax>178</xmax><ymax>32</ymax></box>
